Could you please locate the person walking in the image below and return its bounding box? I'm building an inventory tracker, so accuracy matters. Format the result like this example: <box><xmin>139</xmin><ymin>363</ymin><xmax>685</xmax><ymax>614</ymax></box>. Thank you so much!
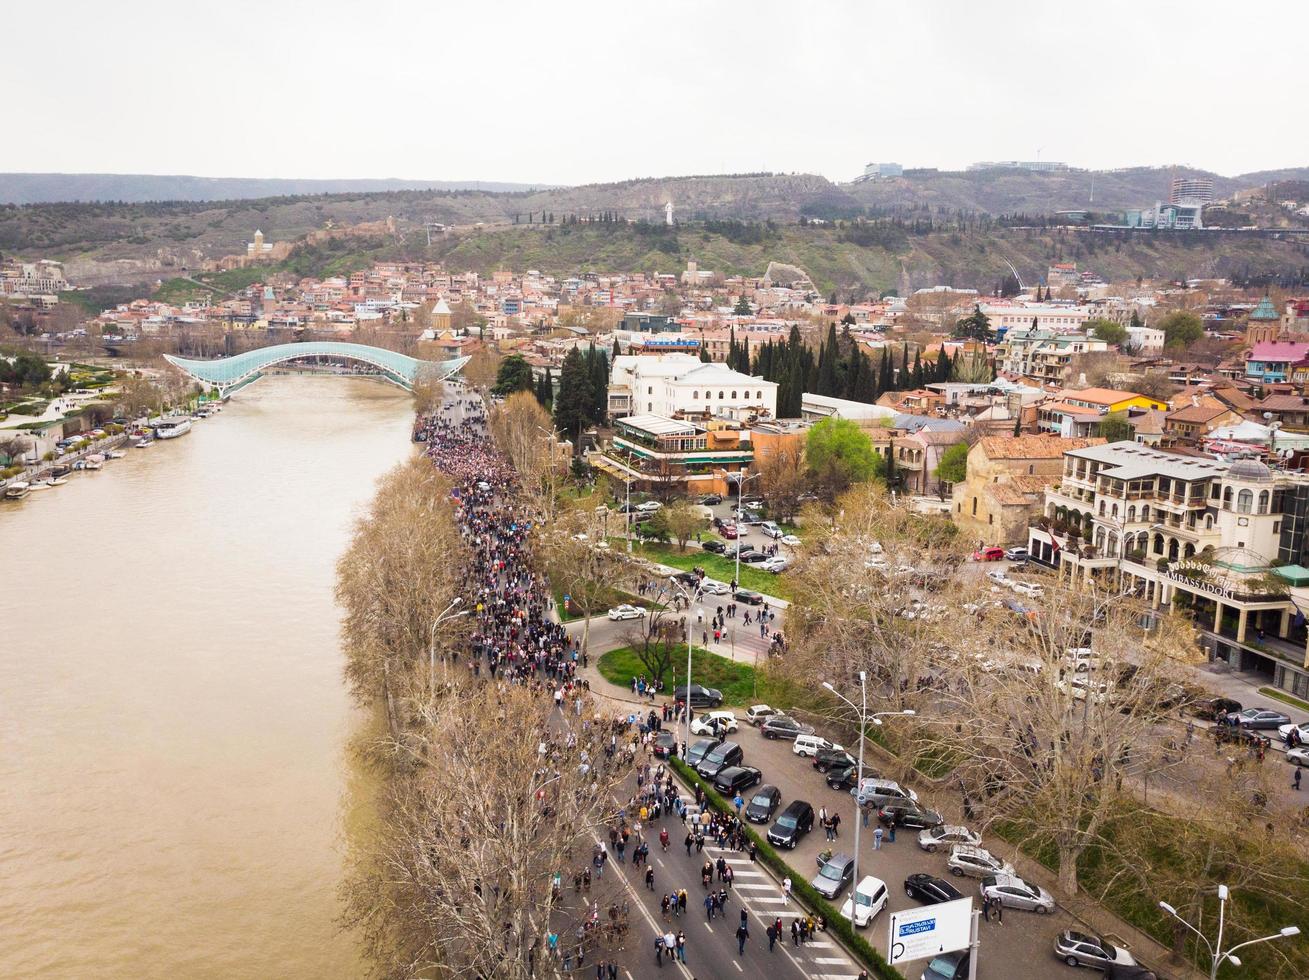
<box><xmin>766</xmin><ymin>921</ymin><xmax>777</xmax><ymax>951</ymax></box>
<box><xmin>736</xmin><ymin>922</ymin><xmax>749</xmax><ymax>955</ymax></box>
<box><xmin>993</xmin><ymin>898</ymin><xmax>1004</xmax><ymax>924</ymax></box>
<box><xmin>645</xmin><ymin>866</ymin><xmax>655</xmax><ymax>890</ymax></box>
<box><xmin>981</xmin><ymin>893</ymin><xmax>992</xmax><ymax>922</ymax></box>
<box><xmin>676</xmin><ymin>930</ymin><xmax>686</xmax><ymax>964</ymax></box>
<box><xmin>1296</xmin><ymin>767</ymin><xmax>1303</xmax><ymax>791</ymax></box>
<box><xmin>873</xmin><ymin>826</ymin><xmax>884</xmax><ymax>850</ymax></box>
<box><xmin>887</xmin><ymin>820</ymin><xmax>896</xmax><ymax>844</ymax></box>
<box><xmin>782</xmin><ymin>875</ymin><xmax>792</xmax><ymax>903</ymax></box>
<box><xmin>791</xmin><ymin>918</ymin><xmax>800</xmax><ymax>947</ymax></box>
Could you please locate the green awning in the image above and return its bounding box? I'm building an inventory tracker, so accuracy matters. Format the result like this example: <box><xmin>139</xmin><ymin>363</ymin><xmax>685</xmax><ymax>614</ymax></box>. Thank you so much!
<box><xmin>1274</xmin><ymin>565</ymin><xmax>1309</xmax><ymax>586</ymax></box>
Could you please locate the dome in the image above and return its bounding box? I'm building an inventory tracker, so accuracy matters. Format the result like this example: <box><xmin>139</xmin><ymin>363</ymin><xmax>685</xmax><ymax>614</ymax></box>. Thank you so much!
<box><xmin>1226</xmin><ymin>456</ymin><xmax>1273</xmax><ymax>482</ymax></box>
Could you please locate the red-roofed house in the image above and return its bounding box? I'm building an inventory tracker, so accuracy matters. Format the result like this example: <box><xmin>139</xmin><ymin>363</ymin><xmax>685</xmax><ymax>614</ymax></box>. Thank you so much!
<box><xmin>1245</xmin><ymin>341</ymin><xmax>1309</xmax><ymax>383</ymax></box>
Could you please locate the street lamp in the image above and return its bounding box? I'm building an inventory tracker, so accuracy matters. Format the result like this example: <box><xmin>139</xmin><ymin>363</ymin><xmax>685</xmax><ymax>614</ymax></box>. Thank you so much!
<box><xmin>822</xmin><ymin>674</ymin><xmax>915</xmax><ymax>920</ymax></box>
<box><xmin>1159</xmin><ymin>885</ymin><xmax>1301</xmax><ymax>980</ymax></box>
<box><xmin>734</xmin><ymin>470</ymin><xmax>762</xmax><ymax>588</ymax></box>
<box><xmin>429</xmin><ymin>598</ymin><xmax>471</xmax><ymax>695</ymax></box>
<box><xmin>676</xmin><ymin>579</ymin><xmax>710</xmax><ymax>754</ymax></box>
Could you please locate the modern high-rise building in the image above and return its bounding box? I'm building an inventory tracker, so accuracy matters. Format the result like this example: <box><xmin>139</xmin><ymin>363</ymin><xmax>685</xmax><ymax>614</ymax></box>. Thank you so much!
<box><xmin>1169</xmin><ymin>176</ymin><xmax>1215</xmax><ymax>206</ymax></box>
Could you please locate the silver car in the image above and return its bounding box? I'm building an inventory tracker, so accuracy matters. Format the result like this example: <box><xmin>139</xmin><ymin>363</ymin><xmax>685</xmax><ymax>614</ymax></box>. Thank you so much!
<box><xmin>947</xmin><ymin>844</ymin><xmax>1014</xmax><ymax>879</ymax></box>
<box><xmin>810</xmin><ymin>853</ymin><xmax>855</xmax><ymax>900</ymax></box>
<box><xmin>1053</xmin><ymin>929</ymin><xmax>1136</xmax><ymax>968</ymax></box>
<box><xmin>918</xmin><ymin>824</ymin><xmax>981</xmax><ymax>853</ymax></box>
<box><xmin>981</xmin><ymin>873</ymin><xmax>1054</xmax><ymax>914</ymax></box>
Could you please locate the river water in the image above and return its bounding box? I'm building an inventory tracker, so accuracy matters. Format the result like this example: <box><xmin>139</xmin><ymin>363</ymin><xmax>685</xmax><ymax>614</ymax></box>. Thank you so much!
<box><xmin>0</xmin><ymin>376</ymin><xmax>414</xmax><ymax>978</ymax></box>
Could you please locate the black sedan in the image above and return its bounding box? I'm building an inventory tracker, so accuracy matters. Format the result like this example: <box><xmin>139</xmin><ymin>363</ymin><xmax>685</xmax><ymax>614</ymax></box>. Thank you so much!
<box><xmin>740</xmin><ymin>552</ymin><xmax>771</xmax><ymax>565</ymax></box>
<box><xmin>1227</xmin><ymin>707</ymin><xmax>1292</xmax><ymax>730</ymax></box>
<box><xmin>878</xmin><ymin>802</ymin><xmax>944</xmax><ymax>830</ymax></box>
<box><xmin>734</xmin><ymin>589</ymin><xmax>765</xmax><ymax>606</ymax></box>
<box><xmin>701</xmin><ymin>540</ymin><xmax>726</xmax><ymax>554</ymax></box>
<box><xmin>675</xmin><ymin>684</ymin><xmax>724</xmax><ymax>708</ymax></box>
<box><xmin>651</xmin><ymin>731</ymin><xmax>678</xmax><ymax>758</ymax></box>
<box><xmin>1192</xmin><ymin>696</ymin><xmax>1241</xmax><ymax>720</ymax></box>
<box><xmin>744</xmin><ymin>784</ymin><xmax>782</xmax><ymax>823</ymax></box>
<box><xmin>700</xmin><ymin>494</ymin><xmax>724</xmax><ymax>505</ymax></box>
<box><xmin>904</xmin><ymin>873</ymin><xmax>964</xmax><ymax>906</ymax></box>
<box><xmin>714</xmin><ymin>765</ymin><xmax>763</xmax><ymax>796</ymax></box>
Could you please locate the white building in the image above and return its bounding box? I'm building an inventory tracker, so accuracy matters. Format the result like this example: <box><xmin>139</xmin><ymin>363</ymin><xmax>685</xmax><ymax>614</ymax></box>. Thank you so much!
<box><xmin>607</xmin><ymin>353</ymin><xmax>777</xmax><ymax>421</ymax></box>
<box><xmin>0</xmin><ymin>259</ymin><xmax>68</xmax><ymax>297</ymax></box>
<box><xmin>978</xmin><ymin>303</ymin><xmax>1093</xmax><ymax>333</ymax></box>
<box><xmin>1126</xmin><ymin>325</ymin><xmax>1166</xmax><ymax>352</ymax></box>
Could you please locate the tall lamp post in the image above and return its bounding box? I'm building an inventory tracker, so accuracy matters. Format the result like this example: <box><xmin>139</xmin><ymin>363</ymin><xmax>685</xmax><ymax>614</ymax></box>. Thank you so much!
<box><xmin>822</xmin><ymin>674</ymin><xmax>915</xmax><ymax>924</ymax></box>
<box><xmin>676</xmin><ymin>579</ymin><xmax>710</xmax><ymax>754</ymax></box>
<box><xmin>733</xmin><ymin>470</ymin><xmax>762</xmax><ymax>588</ymax></box>
<box><xmin>429</xmin><ymin>598</ymin><xmax>471</xmax><ymax>695</ymax></box>
<box><xmin>1159</xmin><ymin>885</ymin><xmax>1300</xmax><ymax>980</ymax></box>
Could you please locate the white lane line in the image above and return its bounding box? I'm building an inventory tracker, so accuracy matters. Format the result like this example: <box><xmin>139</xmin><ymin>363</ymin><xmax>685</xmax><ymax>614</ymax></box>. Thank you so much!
<box><xmin>731</xmin><ymin>883</ymin><xmax>775</xmax><ymax>890</ymax></box>
<box><xmin>807</xmin><ymin>940</ymin><xmax>835</xmax><ymax>947</ymax></box>
<box><xmin>750</xmin><ymin>896</ymin><xmax>789</xmax><ymax>904</ymax></box>
<box><xmin>733</xmin><ymin>962</ymin><xmax>744</xmax><ymax>972</ymax></box>
<box><xmin>814</xmin><ymin>956</ymin><xmax>848</xmax><ymax>964</ymax></box>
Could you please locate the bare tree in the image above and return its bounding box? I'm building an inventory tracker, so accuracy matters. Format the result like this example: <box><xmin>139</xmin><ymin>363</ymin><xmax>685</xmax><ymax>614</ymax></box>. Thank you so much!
<box><xmin>409</xmin><ymin>365</ymin><xmax>445</xmax><ymax>416</ymax></box>
<box><xmin>655</xmin><ymin>498</ymin><xmax>707</xmax><ymax>552</ymax></box>
<box><xmin>757</xmin><ymin>442</ymin><xmax>809</xmax><ymax>522</ymax></box>
<box><xmin>488</xmin><ymin>391</ymin><xmax>557</xmax><ymax>514</ymax></box>
<box><xmin>343</xmin><ymin>683</ymin><xmax>634</xmax><ymax>980</ymax></box>
<box><xmin>461</xmin><ymin>345</ymin><xmax>502</xmax><ymax>391</ymax></box>
<box><xmin>336</xmin><ymin>458</ymin><xmax>466</xmax><ymax>739</ymax></box>
<box><xmin>540</xmin><ymin>502</ymin><xmax>629</xmax><ymax>655</ymax></box>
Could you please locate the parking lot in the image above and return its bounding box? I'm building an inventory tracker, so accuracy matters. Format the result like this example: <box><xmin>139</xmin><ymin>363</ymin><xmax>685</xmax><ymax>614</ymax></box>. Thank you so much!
<box><xmin>677</xmin><ymin>711</ymin><xmax>1127</xmax><ymax>980</ymax></box>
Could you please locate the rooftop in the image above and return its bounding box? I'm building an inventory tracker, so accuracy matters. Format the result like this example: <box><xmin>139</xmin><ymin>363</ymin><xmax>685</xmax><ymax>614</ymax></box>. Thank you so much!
<box><xmin>979</xmin><ymin>435</ymin><xmax>1101</xmax><ymax>459</ymax></box>
<box><xmin>1064</xmin><ymin>441</ymin><xmax>1230</xmax><ymax>482</ymax></box>
<box><xmin>615</xmin><ymin>414</ymin><xmax>700</xmax><ymax>437</ymax></box>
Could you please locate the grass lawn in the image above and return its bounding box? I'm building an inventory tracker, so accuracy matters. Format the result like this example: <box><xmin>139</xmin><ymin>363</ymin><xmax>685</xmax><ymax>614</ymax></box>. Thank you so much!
<box><xmin>1259</xmin><ymin>686</ymin><xmax>1309</xmax><ymax>712</ymax></box>
<box><xmin>552</xmin><ymin>588</ymin><xmax>646</xmax><ymax>624</ymax></box>
<box><xmin>626</xmin><ymin>542</ymin><xmax>793</xmax><ymax>601</ymax></box>
<box><xmin>597</xmin><ymin>646</ymin><xmax>807</xmax><ymax>707</ymax></box>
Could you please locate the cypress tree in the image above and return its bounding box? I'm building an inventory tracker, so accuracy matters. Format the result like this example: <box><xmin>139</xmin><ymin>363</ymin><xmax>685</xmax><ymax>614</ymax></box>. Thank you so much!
<box><xmin>589</xmin><ymin>346</ymin><xmax>608</xmax><ymax>423</ymax></box>
<box><xmin>935</xmin><ymin>348</ymin><xmax>951</xmax><ymax>383</ymax></box>
<box><xmin>950</xmin><ymin>349</ymin><xmax>962</xmax><ymax>381</ymax></box>
<box><xmin>535</xmin><ymin>367</ymin><xmax>553</xmax><ymax>409</ymax></box>
<box><xmin>553</xmin><ymin>348</ymin><xmax>591</xmax><ymax>442</ymax></box>
<box><xmin>786</xmin><ymin>356</ymin><xmax>805</xmax><ymax>417</ymax></box>
<box><xmin>844</xmin><ymin>348</ymin><xmax>863</xmax><ymax>400</ymax></box>
<box><xmin>912</xmin><ymin>350</ymin><xmax>924</xmax><ymax>389</ymax></box>
<box><xmin>857</xmin><ymin>351</ymin><xmax>879</xmax><ymax>403</ymax></box>
<box><xmin>878</xmin><ymin>348</ymin><xmax>893</xmax><ymax>393</ymax></box>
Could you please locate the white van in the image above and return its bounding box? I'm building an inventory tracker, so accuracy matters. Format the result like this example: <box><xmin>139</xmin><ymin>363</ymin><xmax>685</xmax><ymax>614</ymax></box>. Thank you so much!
<box><xmin>793</xmin><ymin>734</ymin><xmax>843</xmax><ymax>757</ymax></box>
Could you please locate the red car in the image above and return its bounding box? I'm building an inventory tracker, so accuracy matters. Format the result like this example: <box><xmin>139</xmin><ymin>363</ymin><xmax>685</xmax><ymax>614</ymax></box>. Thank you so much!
<box><xmin>971</xmin><ymin>547</ymin><xmax>1004</xmax><ymax>562</ymax></box>
<box><xmin>721</xmin><ymin>524</ymin><xmax>739</xmax><ymax>540</ymax></box>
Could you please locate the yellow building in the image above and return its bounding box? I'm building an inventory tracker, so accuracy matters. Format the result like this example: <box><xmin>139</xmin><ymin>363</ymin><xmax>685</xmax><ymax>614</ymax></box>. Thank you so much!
<box><xmin>1060</xmin><ymin>387</ymin><xmax>1168</xmax><ymax>414</ymax></box>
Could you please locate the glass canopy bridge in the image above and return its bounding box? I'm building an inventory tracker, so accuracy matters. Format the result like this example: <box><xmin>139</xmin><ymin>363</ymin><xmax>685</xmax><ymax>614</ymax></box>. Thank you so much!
<box><xmin>164</xmin><ymin>342</ymin><xmax>470</xmax><ymax>396</ymax></box>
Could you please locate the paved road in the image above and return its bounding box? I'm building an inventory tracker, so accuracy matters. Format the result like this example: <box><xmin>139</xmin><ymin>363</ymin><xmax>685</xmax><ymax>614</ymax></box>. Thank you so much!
<box><xmin>608</xmin><ymin>773</ymin><xmax>867</xmax><ymax>980</ymax></box>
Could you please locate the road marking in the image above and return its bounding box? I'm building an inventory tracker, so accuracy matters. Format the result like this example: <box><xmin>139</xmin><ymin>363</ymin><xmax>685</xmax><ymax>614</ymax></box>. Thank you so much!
<box><xmin>807</xmin><ymin>940</ymin><xmax>835</xmax><ymax>947</ymax></box>
<box><xmin>750</xmin><ymin>896</ymin><xmax>788</xmax><ymax>904</ymax></box>
<box><xmin>814</xmin><ymin>956</ymin><xmax>848</xmax><ymax>964</ymax></box>
<box><xmin>734</xmin><ymin>962</ymin><xmax>744</xmax><ymax>972</ymax></box>
<box><xmin>732</xmin><ymin>883</ymin><xmax>774</xmax><ymax>890</ymax></box>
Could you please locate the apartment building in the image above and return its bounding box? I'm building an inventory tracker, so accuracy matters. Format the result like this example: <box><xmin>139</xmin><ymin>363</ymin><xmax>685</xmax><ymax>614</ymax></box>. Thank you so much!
<box><xmin>607</xmin><ymin>353</ymin><xmax>778</xmax><ymax>421</ymax></box>
<box><xmin>996</xmin><ymin>328</ymin><xmax>1108</xmax><ymax>384</ymax></box>
<box><xmin>1027</xmin><ymin>442</ymin><xmax>1309</xmax><ymax>698</ymax></box>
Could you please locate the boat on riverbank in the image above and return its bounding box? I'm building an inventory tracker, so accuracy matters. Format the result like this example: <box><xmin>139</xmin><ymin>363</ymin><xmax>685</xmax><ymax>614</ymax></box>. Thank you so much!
<box><xmin>154</xmin><ymin>417</ymin><xmax>192</xmax><ymax>440</ymax></box>
<box><xmin>26</xmin><ymin>480</ymin><xmax>53</xmax><ymax>492</ymax></box>
<box><xmin>107</xmin><ymin>450</ymin><xmax>127</xmax><ymax>459</ymax></box>
<box><xmin>135</xmin><ymin>437</ymin><xmax>153</xmax><ymax>448</ymax></box>
<box><xmin>4</xmin><ymin>482</ymin><xmax>31</xmax><ymax>499</ymax></box>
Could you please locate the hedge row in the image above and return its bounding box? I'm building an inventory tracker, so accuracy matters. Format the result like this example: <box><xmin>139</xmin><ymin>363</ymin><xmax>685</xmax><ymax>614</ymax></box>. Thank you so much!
<box><xmin>669</xmin><ymin>757</ymin><xmax>906</xmax><ymax>980</ymax></box>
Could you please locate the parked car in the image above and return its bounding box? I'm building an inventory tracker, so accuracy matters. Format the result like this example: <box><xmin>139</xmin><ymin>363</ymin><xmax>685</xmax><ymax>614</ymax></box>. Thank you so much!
<box><xmin>684</xmin><ymin>738</ymin><xmax>721</xmax><ymax>769</ymax></box>
<box><xmin>762</xmin><ymin>557</ymin><xmax>790</xmax><ymax>573</ymax></box>
<box><xmin>781</xmin><ymin>534</ymin><xmax>802</xmax><ymax>546</ymax></box>
<box><xmin>767</xmin><ymin>800</ymin><xmax>815</xmax><ymax>848</ymax></box>
<box><xmin>1054</xmin><ymin>930</ymin><xmax>1136</xmax><ymax>968</ymax></box>
<box><xmin>921</xmin><ymin>950</ymin><xmax>970</xmax><ymax>980</ymax></box>
<box><xmin>1004</xmin><ymin>547</ymin><xmax>1029</xmax><ymax>562</ymax></box>
<box><xmin>1191</xmin><ymin>696</ymin><xmax>1242</xmax><ymax>720</ymax></box>
<box><xmin>699</xmin><ymin>578</ymin><xmax>731</xmax><ymax>594</ymax></box>
<box><xmin>696</xmin><ymin>741</ymin><xmax>743</xmax><ymax>779</ymax></box>
<box><xmin>982</xmin><ymin>873</ymin><xmax>1055</xmax><ymax>914</ymax></box>
<box><xmin>669</xmin><ymin>571</ymin><xmax>700</xmax><ymax>587</ymax></box>
<box><xmin>699</xmin><ymin>494</ymin><xmax>723</xmax><ymax>505</ymax></box>
<box><xmin>827</xmin><ymin>762</ymin><xmax>879</xmax><ymax>790</ymax></box>
<box><xmin>651</xmin><ymin>731</ymin><xmax>679</xmax><ymax>758</ymax></box>
<box><xmin>810</xmin><ymin>852</ymin><xmax>856</xmax><ymax>899</ymax></box>
<box><xmin>761</xmin><ymin>714</ymin><xmax>814</xmax><ymax>740</ymax></box>
<box><xmin>854</xmin><ymin>777</ymin><xmax>918</xmax><ymax>808</ymax></box>
<box><xmin>760</xmin><ymin>522</ymin><xmax>784</xmax><ymax>539</ymax></box>
<box><xmin>811</xmin><ymin>747</ymin><xmax>857</xmax><ymax>772</ymax></box>
<box><xmin>690</xmin><ymin>711</ymin><xmax>738</xmax><ymax>736</ymax></box>
<box><xmin>675</xmin><ymin>684</ymin><xmax>724</xmax><ymax>708</ymax></box>
<box><xmin>1287</xmin><ymin>746</ymin><xmax>1309</xmax><ymax>767</ymax></box>
<box><xmin>701</xmin><ymin>540</ymin><xmax>727</xmax><ymax>554</ymax></box>
<box><xmin>744</xmin><ymin>784</ymin><xmax>782</xmax><ymax>823</ymax></box>
<box><xmin>1277</xmin><ymin>721</ymin><xmax>1309</xmax><ymax>743</ymax></box>
<box><xmin>713</xmin><ymin>765</ymin><xmax>763</xmax><ymax>796</ymax></box>
<box><xmin>745</xmin><ymin>704</ymin><xmax>777</xmax><ymax>726</ymax></box>
<box><xmin>918</xmin><ymin>824</ymin><xmax>981</xmax><ymax>853</ymax></box>
<box><xmin>972</xmin><ymin>547</ymin><xmax>1005</xmax><ymax>562</ymax></box>
<box><xmin>606</xmin><ymin>604</ymin><xmax>645</xmax><ymax>621</ymax></box>
<box><xmin>1228</xmin><ymin>707</ymin><xmax>1292</xmax><ymax>730</ymax></box>
<box><xmin>720</xmin><ymin>524</ymin><xmax>739</xmax><ymax>539</ymax></box>
<box><xmin>878</xmin><ymin>802</ymin><xmax>943</xmax><ymax>830</ymax></box>
<box><xmin>734</xmin><ymin>589</ymin><xmax>764</xmax><ymax>605</ymax></box>
<box><xmin>1011</xmin><ymin>581</ymin><xmax>1045</xmax><ymax>598</ymax></box>
<box><xmin>741</xmin><ymin>551</ymin><xmax>771</xmax><ymax>565</ymax></box>
<box><xmin>986</xmin><ymin>569</ymin><xmax>1009</xmax><ymax>585</ymax></box>
<box><xmin>793</xmin><ymin>734</ymin><xmax>843</xmax><ymax>758</ymax></box>
<box><xmin>841</xmin><ymin>874</ymin><xmax>889</xmax><ymax>928</ymax></box>
<box><xmin>635</xmin><ymin>500</ymin><xmax>662</xmax><ymax>513</ymax></box>
<box><xmin>948</xmin><ymin>844</ymin><xmax>1014</xmax><ymax>879</ymax></box>
<box><xmin>904</xmin><ymin>873</ymin><xmax>964</xmax><ymax>906</ymax></box>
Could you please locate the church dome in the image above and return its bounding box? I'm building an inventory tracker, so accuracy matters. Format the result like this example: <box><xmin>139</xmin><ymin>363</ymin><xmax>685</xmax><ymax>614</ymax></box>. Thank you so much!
<box><xmin>1226</xmin><ymin>456</ymin><xmax>1273</xmax><ymax>482</ymax></box>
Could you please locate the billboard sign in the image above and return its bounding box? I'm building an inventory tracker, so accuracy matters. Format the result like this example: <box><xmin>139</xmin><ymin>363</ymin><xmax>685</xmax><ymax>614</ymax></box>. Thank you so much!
<box><xmin>888</xmin><ymin>897</ymin><xmax>972</xmax><ymax>965</ymax></box>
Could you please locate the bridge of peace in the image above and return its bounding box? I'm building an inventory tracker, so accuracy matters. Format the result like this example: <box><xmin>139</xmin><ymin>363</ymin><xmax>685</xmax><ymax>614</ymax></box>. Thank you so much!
<box><xmin>164</xmin><ymin>342</ymin><xmax>469</xmax><ymax>396</ymax></box>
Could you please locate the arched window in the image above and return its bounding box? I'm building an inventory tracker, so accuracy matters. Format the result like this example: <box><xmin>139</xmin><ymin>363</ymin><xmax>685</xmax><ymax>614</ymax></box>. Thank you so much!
<box><xmin>1223</xmin><ymin>486</ymin><xmax>1233</xmax><ymax>509</ymax></box>
<box><xmin>718</xmin><ymin>391</ymin><xmax>725</xmax><ymax>399</ymax></box>
<box><xmin>1258</xmin><ymin>490</ymin><xmax>1270</xmax><ymax>514</ymax></box>
<box><xmin>692</xmin><ymin>391</ymin><xmax>699</xmax><ymax>400</ymax></box>
<box><xmin>1184</xmin><ymin>543</ymin><xmax>1196</xmax><ymax>558</ymax></box>
<box><xmin>731</xmin><ymin>391</ymin><xmax>737</xmax><ymax>399</ymax></box>
<box><xmin>1111</xmin><ymin>503</ymin><xmax>1119</xmax><ymax>517</ymax></box>
<box><xmin>756</xmin><ymin>391</ymin><xmax>762</xmax><ymax>399</ymax></box>
<box><xmin>1237</xmin><ymin>489</ymin><xmax>1253</xmax><ymax>514</ymax></box>
<box><xmin>1127</xmin><ymin>506</ymin><xmax>1137</xmax><ymax>523</ymax></box>
<box><xmin>1153</xmin><ymin>533</ymin><xmax>1165</xmax><ymax>555</ymax></box>
<box><xmin>1205</xmin><ymin>514</ymin><xmax>1213</xmax><ymax>529</ymax></box>
<box><xmin>1099</xmin><ymin>500</ymin><xmax>1106</xmax><ymax>516</ymax></box>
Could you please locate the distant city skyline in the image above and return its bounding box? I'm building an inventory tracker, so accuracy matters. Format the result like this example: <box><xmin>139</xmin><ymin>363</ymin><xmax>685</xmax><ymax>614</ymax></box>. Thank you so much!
<box><xmin>4</xmin><ymin>0</ymin><xmax>1306</xmax><ymax>185</ymax></box>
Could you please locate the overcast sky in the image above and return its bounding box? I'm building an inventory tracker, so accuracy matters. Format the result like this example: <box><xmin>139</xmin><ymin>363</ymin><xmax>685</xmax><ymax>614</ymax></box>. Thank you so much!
<box><xmin>6</xmin><ymin>0</ymin><xmax>1305</xmax><ymax>185</ymax></box>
